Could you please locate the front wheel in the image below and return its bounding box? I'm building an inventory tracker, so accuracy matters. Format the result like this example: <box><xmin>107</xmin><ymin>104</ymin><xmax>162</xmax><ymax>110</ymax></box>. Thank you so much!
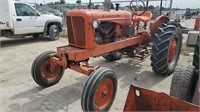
<box><xmin>81</xmin><ymin>67</ymin><xmax>117</xmax><ymax>111</ymax></box>
<box><xmin>31</xmin><ymin>51</ymin><xmax>64</xmax><ymax>87</ymax></box>
<box><xmin>49</xmin><ymin>25</ymin><xmax>60</xmax><ymax>41</ymax></box>
<box><xmin>151</xmin><ymin>21</ymin><xmax>183</xmax><ymax>75</ymax></box>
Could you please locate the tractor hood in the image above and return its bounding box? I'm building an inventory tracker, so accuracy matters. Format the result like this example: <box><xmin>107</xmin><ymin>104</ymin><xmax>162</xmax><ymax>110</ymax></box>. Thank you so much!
<box><xmin>67</xmin><ymin>9</ymin><xmax>132</xmax><ymax>25</ymax></box>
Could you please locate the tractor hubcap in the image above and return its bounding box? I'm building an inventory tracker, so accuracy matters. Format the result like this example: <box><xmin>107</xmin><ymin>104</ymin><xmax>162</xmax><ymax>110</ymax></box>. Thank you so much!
<box><xmin>168</xmin><ymin>37</ymin><xmax>177</xmax><ymax>62</ymax></box>
<box><xmin>95</xmin><ymin>79</ymin><xmax>114</xmax><ymax>110</ymax></box>
<box><xmin>41</xmin><ymin>60</ymin><xmax>60</xmax><ymax>80</ymax></box>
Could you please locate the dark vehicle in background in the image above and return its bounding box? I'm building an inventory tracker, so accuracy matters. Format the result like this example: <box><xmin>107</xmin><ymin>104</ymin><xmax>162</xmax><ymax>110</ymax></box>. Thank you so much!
<box><xmin>185</xmin><ymin>8</ymin><xmax>192</xmax><ymax>19</ymax></box>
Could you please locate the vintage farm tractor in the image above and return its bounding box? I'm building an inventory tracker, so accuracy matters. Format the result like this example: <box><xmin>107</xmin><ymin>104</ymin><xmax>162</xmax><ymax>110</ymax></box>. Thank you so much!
<box><xmin>31</xmin><ymin>0</ymin><xmax>183</xmax><ymax>111</ymax></box>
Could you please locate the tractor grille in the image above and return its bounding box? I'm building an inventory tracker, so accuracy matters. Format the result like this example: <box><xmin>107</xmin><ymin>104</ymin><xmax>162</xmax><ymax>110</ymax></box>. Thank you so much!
<box><xmin>67</xmin><ymin>16</ymin><xmax>86</xmax><ymax>47</ymax></box>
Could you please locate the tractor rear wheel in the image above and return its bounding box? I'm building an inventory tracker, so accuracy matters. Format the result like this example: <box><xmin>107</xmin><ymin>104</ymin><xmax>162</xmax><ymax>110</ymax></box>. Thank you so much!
<box><xmin>31</xmin><ymin>51</ymin><xmax>64</xmax><ymax>87</ymax></box>
<box><xmin>193</xmin><ymin>36</ymin><xmax>199</xmax><ymax>69</ymax></box>
<box><xmin>151</xmin><ymin>21</ymin><xmax>182</xmax><ymax>75</ymax></box>
<box><xmin>81</xmin><ymin>67</ymin><xmax>117</xmax><ymax>111</ymax></box>
<box><xmin>170</xmin><ymin>66</ymin><xmax>196</xmax><ymax>102</ymax></box>
<box><xmin>103</xmin><ymin>52</ymin><xmax>122</xmax><ymax>61</ymax></box>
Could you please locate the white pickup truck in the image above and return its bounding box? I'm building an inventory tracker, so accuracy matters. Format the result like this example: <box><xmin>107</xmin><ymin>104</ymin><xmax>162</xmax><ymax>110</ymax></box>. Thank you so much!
<box><xmin>0</xmin><ymin>0</ymin><xmax>63</xmax><ymax>40</ymax></box>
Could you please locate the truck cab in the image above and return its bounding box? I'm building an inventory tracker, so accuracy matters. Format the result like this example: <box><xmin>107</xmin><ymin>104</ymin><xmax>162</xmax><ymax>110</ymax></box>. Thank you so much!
<box><xmin>0</xmin><ymin>0</ymin><xmax>63</xmax><ymax>40</ymax></box>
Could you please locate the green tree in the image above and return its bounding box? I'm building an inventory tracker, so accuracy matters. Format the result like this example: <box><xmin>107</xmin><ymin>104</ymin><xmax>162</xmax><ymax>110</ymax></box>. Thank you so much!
<box><xmin>76</xmin><ymin>0</ymin><xmax>81</xmax><ymax>4</ymax></box>
<box><xmin>55</xmin><ymin>1</ymin><xmax>60</xmax><ymax>4</ymax></box>
<box><xmin>149</xmin><ymin>5</ymin><xmax>154</xmax><ymax>10</ymax></box>
<box><xmin>60</xmin><ymin>0</ymin><xmax>65</xmax><ymax>4</ymax></box>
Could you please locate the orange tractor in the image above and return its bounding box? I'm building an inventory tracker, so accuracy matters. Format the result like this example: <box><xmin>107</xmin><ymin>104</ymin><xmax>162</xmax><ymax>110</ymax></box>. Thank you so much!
<box><xmin>31</xmin><ymin>0</ymin><xmax>183</xmax><ymax>111</ymax></box>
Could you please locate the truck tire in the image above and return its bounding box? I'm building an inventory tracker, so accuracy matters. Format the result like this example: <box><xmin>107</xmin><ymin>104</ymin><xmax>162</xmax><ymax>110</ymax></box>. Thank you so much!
<box><xmin>81</xmin><ymin>67</ymin><xmax>117</xmax><ymax>111</ymax></box>
<box><xmin>31</xmin><ymin>51</ymin><xmax>64</xmax><ymax>87</ymax></box>
<box><xmin>49</xmin><ymin>25</ymin><xmax>60</xmax><ymax>41</ymax></box>
<box><xmin>170</xmin><ymin>66</ymin><xmax>195</xmax><ymax>102</ymax></box>
<box><xmin>151</xmin><ymin>21</ymin><xmax>182</xmax><ymax>75</ymax></box>
<box><xmin>103</xmin><ymin>52</ymin><xmax>122</xmax><ymax>61</ymax></box>
<box><xmin>193</xmin><ymin>36</ymin><xmax>199</xmax><ymax>69</ymax></box>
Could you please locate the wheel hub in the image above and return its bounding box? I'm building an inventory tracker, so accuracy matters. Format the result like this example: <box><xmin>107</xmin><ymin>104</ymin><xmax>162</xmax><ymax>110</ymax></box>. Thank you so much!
<box><xmin>95</xmin><ymin>79</ymin><xmax>114</xmax><ymax>110</ymax></box>
<box><xmin>168</xmin><ymin>37</ymin><xmax>177</xmax><ymax>62</ymax></box>
<box><xmin>41</xmin><ymin>60</ymin><xmax>60</xmax><ymax>80</ymax></box>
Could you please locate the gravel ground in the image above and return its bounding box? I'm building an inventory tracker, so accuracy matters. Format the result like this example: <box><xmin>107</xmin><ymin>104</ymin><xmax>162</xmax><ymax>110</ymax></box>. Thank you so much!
<box><xmin>0</xmin><ymin>34</ymin><xmax>193</xmax><ymax>112</ymax></box>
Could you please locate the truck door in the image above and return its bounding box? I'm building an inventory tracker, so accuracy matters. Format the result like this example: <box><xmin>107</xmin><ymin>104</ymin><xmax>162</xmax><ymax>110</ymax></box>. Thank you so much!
<box><xmin>13</xmin><ymin>3</ymin><xmax>44</xmax><ymax>35</ymax></box>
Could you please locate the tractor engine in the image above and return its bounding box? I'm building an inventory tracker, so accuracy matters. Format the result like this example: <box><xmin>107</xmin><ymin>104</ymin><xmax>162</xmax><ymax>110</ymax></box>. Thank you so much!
<box><xmin>94</xmin><ymin>22</ymin><xmax>135</xmax><ymax>45</ymax></box>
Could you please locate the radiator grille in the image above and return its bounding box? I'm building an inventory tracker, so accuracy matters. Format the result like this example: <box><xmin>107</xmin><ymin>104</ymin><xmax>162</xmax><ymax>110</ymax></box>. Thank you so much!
<box><xmin>67</xmin><ymin>16</ymin><xmax>85</xmax><ymax>47</ymax></box>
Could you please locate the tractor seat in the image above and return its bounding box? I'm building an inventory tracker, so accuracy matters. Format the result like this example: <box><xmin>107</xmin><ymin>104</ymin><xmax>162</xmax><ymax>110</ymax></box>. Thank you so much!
<box><xmin>133</xmin><ymin>11</ymin><xmax>153</xmax><ymax>23</ymax></box>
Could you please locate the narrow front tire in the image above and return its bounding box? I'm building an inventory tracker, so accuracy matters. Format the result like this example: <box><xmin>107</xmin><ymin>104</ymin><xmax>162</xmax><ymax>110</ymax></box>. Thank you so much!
<box><xmin>31</xmin><ymin>51</ymin><xmax>64</xmax><ymax>87</ymax></box>
<box><xmin>81</xmin><ymin>67</ymin><xmax>117</xmax><ymax>111</ymax></box>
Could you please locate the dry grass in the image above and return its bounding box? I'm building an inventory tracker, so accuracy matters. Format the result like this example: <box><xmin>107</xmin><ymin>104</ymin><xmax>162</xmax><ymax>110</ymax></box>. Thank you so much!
<box><xmin>181</xmin><ymin>45</ymin><xmax>194</xmax><ymax>56</ymax></box>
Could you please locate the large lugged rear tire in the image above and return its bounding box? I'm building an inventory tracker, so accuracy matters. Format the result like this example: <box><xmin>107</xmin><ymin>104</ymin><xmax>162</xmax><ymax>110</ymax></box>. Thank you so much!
<box><xmin>170</xmin><ymin>66</ymin><xmax>195</xmax><ymax>102</ymax></box>
<box><xmin>151</xmin><ymin>21</ymin><xmax>183</xmax><ymax>75</ymax></box>
<box><xmin>31</xmin><ymin>51</ymin><xmax>64</xmax><ymax>87</ymax></box>
<box><xmin>193</xmin><ymin>36</ymin><xmax>199</xmax><ymax>69</ymax></box>
<box><xmin>81</xmin><ymin>67</ymin><xmax>117</xmax><ymax>111</ymax></box>
<box><xmin>103</xmin><ymin>52</ymin><xmax>122</xmax><ymax>61</ymax></box>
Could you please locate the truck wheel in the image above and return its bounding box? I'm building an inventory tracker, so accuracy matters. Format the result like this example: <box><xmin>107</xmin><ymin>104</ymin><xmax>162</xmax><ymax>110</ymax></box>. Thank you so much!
<box><xmin>81</xmin><ymin>67</ymin><xmax>117</xmax><ymax>111</ymax></box>
<box><xmin>151</xmin><ymin>21</ymin><xmax>182</xmax><ymax>75</ymax></box>
<box><xmin>49</xmin><ymin>25</ymin><xmax>60</xmax><ymax>40</ymax></box>
<box><xmin>31</xmin><ymin>51</ymin><xmax>64</xmax><ymax>87</ymax></box>
<box><xmin>170</xmin><ymin>66</ymin><xmax>196</xmax><ymax>102</ymax></box>
<box><xmin>103</xmin><ymin>52</ymin><xmax>122</xmax><ymax>61</ymax></box>
<box><xmin>193</xmin><ymin>36</ymin><xmax>199</xmax><ymax>69</ymax></box>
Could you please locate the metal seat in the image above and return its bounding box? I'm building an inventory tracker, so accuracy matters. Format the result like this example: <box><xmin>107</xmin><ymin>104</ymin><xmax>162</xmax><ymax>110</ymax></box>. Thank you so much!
<box><xmin>133</xmin><ymin>11</ymin><xmax>153</xmax><ymax>23</ymax></box>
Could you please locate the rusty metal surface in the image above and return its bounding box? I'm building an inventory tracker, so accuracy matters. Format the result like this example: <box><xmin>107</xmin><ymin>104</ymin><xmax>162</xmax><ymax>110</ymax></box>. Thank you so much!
<box><xmin>67</xmin><ymin>16</ymin><xmax>86</xmax><ymax>47</ymax></box>
<box><xmin>194</xmin><ymin>17</ymin><xmax>200</xmax><ymax>31</ymax></box>
<box><xmin>150</xmin><ymin>15</ymin><xmax>169</xmax><ymax>37</ymax></box>
<box><xmin>58</xmin><ymin>36</ymin><xmax>141</xmax><ymax>62</ymax></box>
<box><xmin>67</xmin><ymin>16</ymin><xmax>75</xmax><ymax>44</ymax></box>
<box><xmin>72</xmin><ymin>17</ymin><xmax>86</xmax><ymax>46</ymax></box>
<box><xmin>124</xmin><ymin>85</ymin><xmax>200</xmax><ymax>111</ymax></box>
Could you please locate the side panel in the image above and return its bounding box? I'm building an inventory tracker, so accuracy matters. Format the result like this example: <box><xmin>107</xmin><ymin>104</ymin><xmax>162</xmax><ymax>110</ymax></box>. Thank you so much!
<box><xmin>124</xmin><ymin>85</ymin><xmax>200</xmax><ymax>111</ymax></box>
<box><xmin>0</xmin><ymin>0</ymin><xmax>13</xmax><ymax>30</ymax></box>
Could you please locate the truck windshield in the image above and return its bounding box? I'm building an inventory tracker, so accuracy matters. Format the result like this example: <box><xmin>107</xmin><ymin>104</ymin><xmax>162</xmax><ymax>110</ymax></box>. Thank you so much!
<box><xmin>15</xmin><ymin>3</ymin><xmax>39</xmax><ymax>16</ymax></box>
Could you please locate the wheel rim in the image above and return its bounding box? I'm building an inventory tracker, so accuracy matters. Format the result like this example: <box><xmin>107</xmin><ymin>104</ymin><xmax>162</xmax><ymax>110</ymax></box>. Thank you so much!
<box><xmin>168</xmin><ymin>36</ymin><xmax>178</xmax><ymax>63</ymax></box>
<box><xmin>41</xmin><ymin>60</ymin><xmax>61</xmax><ymax>80</ymax></box>
<box><xmin>95</xmin><ymin>79</ymin><xmax>114</xmax><ymax>110</ymax></box>
<box><xmin>54</xmin><ymin>28</ymin><xmax>59</xmax><ymax>38</ymax></box>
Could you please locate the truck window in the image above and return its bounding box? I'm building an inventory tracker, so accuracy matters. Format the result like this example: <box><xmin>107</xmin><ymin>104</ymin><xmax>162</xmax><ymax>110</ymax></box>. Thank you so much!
<box><xmin>15</xmin><ymin>3</ymin><xmax>38</xmax><ymax>16</ymax></box>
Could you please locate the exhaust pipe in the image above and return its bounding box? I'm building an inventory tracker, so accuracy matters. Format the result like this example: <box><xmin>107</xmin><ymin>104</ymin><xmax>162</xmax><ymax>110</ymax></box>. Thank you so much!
<box><xmin>104</xmin><ymin>0</ymin><xmax>111</xmax><ymax>11</ymax></box>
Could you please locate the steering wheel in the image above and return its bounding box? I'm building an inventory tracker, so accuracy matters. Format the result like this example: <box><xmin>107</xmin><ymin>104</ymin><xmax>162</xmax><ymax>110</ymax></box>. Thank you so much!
<box><xmin>130</xmin><ymin>0</ymin><xmax>145</xmax><ymax>16</ymax></box>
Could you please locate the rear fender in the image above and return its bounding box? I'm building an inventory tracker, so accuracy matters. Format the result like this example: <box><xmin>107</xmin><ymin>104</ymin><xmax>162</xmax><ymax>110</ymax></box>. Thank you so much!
<box><xmin>150</xmin><ymin>16</ymin><xmax>169</xmax><ymax>37</ymax></box>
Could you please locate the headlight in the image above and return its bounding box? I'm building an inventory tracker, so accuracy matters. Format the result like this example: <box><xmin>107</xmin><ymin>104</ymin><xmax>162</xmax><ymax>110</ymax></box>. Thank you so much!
<box><xmin>92</xmin><ymin>20</ymin><xmax>100</xmax><ymax>29</ymax></box>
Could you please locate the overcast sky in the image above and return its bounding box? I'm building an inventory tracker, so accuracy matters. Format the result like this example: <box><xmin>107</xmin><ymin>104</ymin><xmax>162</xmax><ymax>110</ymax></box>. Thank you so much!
<box><xmin>19</xmin><ymin>0</ymin><xmax>200</xmax><ymax>9</ymax></box>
